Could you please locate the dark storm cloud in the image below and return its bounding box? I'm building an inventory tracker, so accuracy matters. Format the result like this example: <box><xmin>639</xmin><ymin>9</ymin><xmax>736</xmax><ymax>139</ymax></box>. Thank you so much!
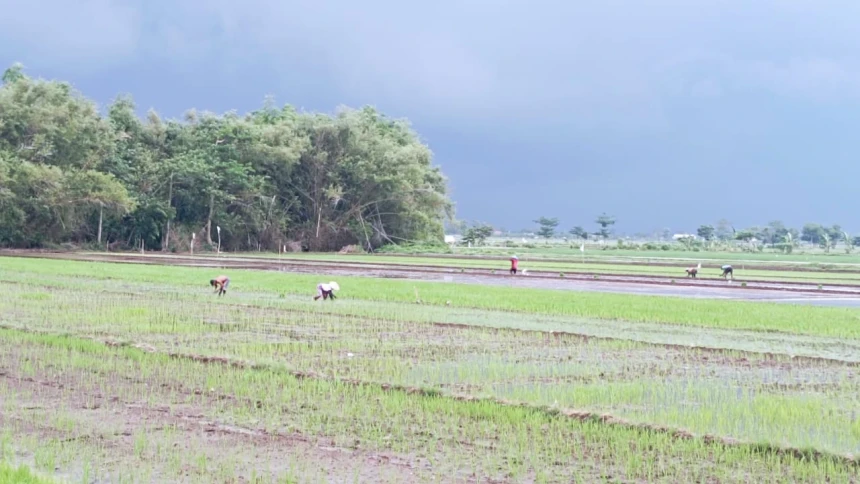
<box><xmin>1</xmin><ymin>0</ymin><xmax>859</xmax><ymax>232</ymax></box>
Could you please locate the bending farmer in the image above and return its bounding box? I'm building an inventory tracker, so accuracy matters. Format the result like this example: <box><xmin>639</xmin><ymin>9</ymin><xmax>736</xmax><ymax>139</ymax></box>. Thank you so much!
<box><xmin>720</xmin><ymin>265</ymin><xmax>733</xmax><ymax>279</ymax></box>
<box><xmin>685</xmin><ymin>266</ymin><xmax>698</xmax><ymax>278</ymax></box>
<box><xmin>510</xmin><ymin>255</ymin><xmax>518</xmax><ymax>275</ymax></box>
<box><xmin>314</xmin><ymin>281</ymin><xmax>340</xmax><ymax>301</ymax></box>
<box><xmin>210</xmin><ymin>275</ymin><xmax>230</xmax><ymax>296</ymax></box>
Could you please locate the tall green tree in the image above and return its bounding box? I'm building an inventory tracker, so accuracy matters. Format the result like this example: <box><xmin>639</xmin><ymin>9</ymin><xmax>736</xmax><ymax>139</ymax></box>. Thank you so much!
<box><xmin>0</xmin><ymin>65</ymin><xmax>452</xmax><ymax>252</ymax></box>
<box><xmin>569</xmin><ymin>226</ymin><xmax>588</xmax><ymax>240</ymax></box>
<box><xmin>696</xmin><ymin>225</ymin><xmax>715</xmax><ymax>242</ymax></box>
<box><xmin>594</xmin><ymin>213</ymin><xmax>616</xmax><ymax>240</ymax></box>
<box><xmin>801</xmin><ymin>223</ymin><xmax>825</xmax><ymax>245</ymax></box>
<box><xmin>460</xmin><ymin>223</ymin><xmax>493</xmax><ymax>246</ymax></box>
<box><xmin>715</xmin><ymin>219</ymin><xmax>733</xmax><ymax>241</ymax></box>
<box><xmin>534</xmin><ymin>217</ymin><xmax>559</xmax><ymax>240</ymax></box>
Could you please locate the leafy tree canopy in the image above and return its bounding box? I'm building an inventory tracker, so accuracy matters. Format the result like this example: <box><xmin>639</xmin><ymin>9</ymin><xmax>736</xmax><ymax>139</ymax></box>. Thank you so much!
<box><xmin>0</xmin><ymin>65</ymin><xmax>452</xmax><ymax>252</ymax></box>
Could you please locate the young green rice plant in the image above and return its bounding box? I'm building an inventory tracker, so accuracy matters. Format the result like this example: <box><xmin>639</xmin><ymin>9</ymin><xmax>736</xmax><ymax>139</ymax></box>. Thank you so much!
<box><xmin>6</xmin><ymin>258</ymin><xmax>860</xmax><ymax>340</ymax></box>
<box><xmin>4</xmin><ymin>328</ymin><xmax>859</xmax><ymax>482</ymax></box>
<box><xmin>4</xmin><ymin>258</ymin><xmax>860</xmax><ymax>482</ymax></box>
<box><xmin>0</xmin><ymin>461</ymin><xmax>57</xmax><ymax>484</ymax></box>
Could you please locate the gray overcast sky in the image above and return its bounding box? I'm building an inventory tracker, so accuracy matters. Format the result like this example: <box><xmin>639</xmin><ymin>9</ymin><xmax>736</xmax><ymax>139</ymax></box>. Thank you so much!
<box><xmin>2</xmin><ymin>0</ymin><xmax>858</xmax><ymax>234</ymax></box>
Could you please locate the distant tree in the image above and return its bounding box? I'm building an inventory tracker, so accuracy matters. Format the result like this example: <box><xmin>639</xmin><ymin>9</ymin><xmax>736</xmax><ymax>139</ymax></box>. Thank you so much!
<box><xmin>460</xmin><ymin>223</ymin><xmax>494</xmax><ymax>246</ymax></box>
<box><xmin>677</xmin><ymin>235</ymin><xmax>695</xmax><ymax>249</ymax></box>
<box><xmin>826</xmin><ymin>225</ymin><xmax>843</xmax><ymax>245</ymax></box>
<box><xmin>757</xmin><ymin>226</ymin><xmax>771</xmax><ymax>245</ymax></box>
<box><xmin>801</xmin><ymin>223</ymin><xmax>825</xmax><ymax>245</ymax></box>
<box><xmin>734</xmin><ymin>229</ymin><xmax>757</xmax><ymax>244</ymax></box>
<box><xmin>820</xmin><ymin>232</ymin><xmax>832</xmax><ymax>252</ymax></box>
<box><xmin>1</xmin><ymin>63</ymin><xmax>24</xmax><ymax>84</ymax></box>
<box><xmin>767</xmin><ymin>220</ymin><xmax>789</xmax><ymax>246</ymax></box>
<box><xmin>534</xmin><ymin>217</ymin><xmax>559</xmax><ymax>240</ymax></box>
<box><xmin>569</xmin><ymin>226</ymin><xmax>588</xmax><ymax>241</ymax></box>
<box><xmin>696</xmin><ymin>225</ymin><xmax>715</xmax><ymax>242</ymax></box>
<box><xmin>734</xmin><ymin>231</ymin><xmax>755</xmax><ymax>242</ymax></box>
<box><xmin>595</xmin><ymin>213</ymin><xmax>616</xmax><ymax>240</ymax></box>
<box><xmin>715</xmin><ymin>219</ymin><xmax>733</xmax><ymax>241</ymax></box>
<box><xmin>779</xmin><ymin>232</ymin><xmax>797</xmax><ymax>254</ymax></box>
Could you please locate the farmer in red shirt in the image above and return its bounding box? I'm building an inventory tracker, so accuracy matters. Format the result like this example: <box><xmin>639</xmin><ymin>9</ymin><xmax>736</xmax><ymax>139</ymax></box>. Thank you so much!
<box><xmin>510</xmin><ymin>255</ymin><xmax>519</xmax><ymax>275</ymax></box>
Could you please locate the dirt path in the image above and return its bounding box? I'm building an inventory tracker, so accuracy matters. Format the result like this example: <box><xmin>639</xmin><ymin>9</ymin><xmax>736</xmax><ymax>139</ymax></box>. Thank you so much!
<box><xmin>5</xmin><ymin>250</ymin><xmax>860</xmax><ymax>306</ymax></box>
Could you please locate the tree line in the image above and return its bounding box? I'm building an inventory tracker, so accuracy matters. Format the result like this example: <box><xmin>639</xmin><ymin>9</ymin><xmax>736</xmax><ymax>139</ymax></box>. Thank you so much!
<box><xmin>0</xmin><ymin>64</ymin><xmax>451</xmax><ymax>252</ymax></box>
<box><xmin>458</xmin><ymin>213</ymin><xmax>616</xmax><ymax>246</ymax></box>
<box><xmin>458</xmin><ymin>216</ymin><xmax>855</xmax><ymax>253</ymax></box>
<box><xmin>693</xmin><ymin>220</ymin><xmax>854</xmax><ymax>253</ymax></box>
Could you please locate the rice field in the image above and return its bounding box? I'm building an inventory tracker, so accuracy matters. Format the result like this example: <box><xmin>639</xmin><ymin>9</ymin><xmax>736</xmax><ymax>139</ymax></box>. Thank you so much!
<box><xmin>167</xmin><ymin>251</ymin><xmax>860</xmax><ymax>286</ymax></box>
<box><xmin>1</xmin><ymin>256</ymin><xmax>859</xmax><ymax>483</ymax></box>
<box><xmin>438</xmin><ymin>244</ymin><xmax>860</xmax><ymax>265</ymax></box>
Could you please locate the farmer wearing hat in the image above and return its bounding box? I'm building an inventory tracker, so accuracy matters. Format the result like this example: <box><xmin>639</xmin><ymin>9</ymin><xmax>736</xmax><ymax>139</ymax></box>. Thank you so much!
<box><xmin>314</xmin><ymin>281</ymin><xmax>340</xmax><ymax>301</ymax></box>
<box><xmin>510</xmin><ymin>255</ymin><xmax>519</xmax><ymax>275</ymax></box>
<box><xmin>720</xmin><ymin>265</ymin><xmax>733</xmax><ymax>279</ymax></box>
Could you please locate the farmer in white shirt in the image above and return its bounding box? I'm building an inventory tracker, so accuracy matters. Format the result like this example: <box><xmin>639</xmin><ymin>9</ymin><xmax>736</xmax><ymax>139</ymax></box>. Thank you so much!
<box><xmin>314</xmin><ymin>281</ymin><xmax>340</xmax><ymax>301</ymax></box>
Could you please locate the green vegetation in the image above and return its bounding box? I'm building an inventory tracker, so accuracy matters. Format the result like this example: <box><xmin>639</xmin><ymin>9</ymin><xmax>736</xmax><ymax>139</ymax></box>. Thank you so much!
<box><xmin>2</xmin><ymin>256</ymin><xmax>859</xmax><ymax>482</ymax></box>
<box><xmin>492</xmin><ymin>218</ymin><xmax>851</xmax><ymax>254</ymax></box>
<box><xmin>0</xmin><ymin>461</ymin><xmax>55</xmax><ymax>484</ymax></box>
<box><xmin>4</xmin><ymin>256</ymin><xmax>860</xmax><ymax>338</ymax></box>
<box><xmin>0</xmin><ymin>63</ymin><xmax>450</xmax><ymax>253</ymax></box>
<box><xmin>4</xmin><ymin>329</ymin><xmax>856</xmax><ymax>483</ymax></box>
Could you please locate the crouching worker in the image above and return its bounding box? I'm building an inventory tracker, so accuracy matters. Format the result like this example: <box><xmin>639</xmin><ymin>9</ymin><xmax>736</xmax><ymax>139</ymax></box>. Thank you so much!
<box><xmin>314</xmin><ymin>281</ymin><xmax>340</xmax><ymax>301</ymax></box>
<box><xmin>210</xmin><ymin>275</ymin><xmax>230</xmax><ymax>296</ymax></box>
<box><xmin>720</xmin><ymin>265</ymin><xmax>733</xmax><ymax>279</ymax></box>
<box><xmin>510</xmin><ymin>255</ymin><xmax>519</xmax><ymax>275</ymax></box>
<box><xmin>685</xmin><ymin>266</ymin><xmax>698</xmax><ymax>278</ymax></box>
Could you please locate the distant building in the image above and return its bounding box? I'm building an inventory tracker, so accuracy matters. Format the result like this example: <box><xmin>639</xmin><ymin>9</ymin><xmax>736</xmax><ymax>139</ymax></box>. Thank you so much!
<box><xmin>672</xmin><ymin>233</ymin><xmax>698</xmax><ymax>240</ymax></box>
<box><xmin>444</xmin><ymin>235</ymin><xmax>456</xmax><ymax>244</ymax></box>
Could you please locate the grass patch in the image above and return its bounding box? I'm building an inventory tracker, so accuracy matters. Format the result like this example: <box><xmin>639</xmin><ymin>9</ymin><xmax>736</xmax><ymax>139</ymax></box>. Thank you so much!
<box><xmin>0</xmin><ymin>461</ymin><xmax>56</xmax><ymax>484</ymax></box>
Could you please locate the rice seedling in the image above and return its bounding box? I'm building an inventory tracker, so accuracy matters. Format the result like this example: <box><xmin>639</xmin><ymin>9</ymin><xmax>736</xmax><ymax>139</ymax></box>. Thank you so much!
<box><xmin>1</xmin><ymin>257</ymin><xmax>859</xmax><ymax>482</ymax></box>
<box><xmin>4</xmin><ymin>328</ymin><xmax>858</xmax><ymax>482</ymax></box>
<box><xmin>3</xmin><ymin>256</ymin><xmax>860</xmax><ymax>339</ymax></box>
<box><xmin>0</xmin><ymin>461</ymin><xmax>56</xmax><ymax>484</ymax></box>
